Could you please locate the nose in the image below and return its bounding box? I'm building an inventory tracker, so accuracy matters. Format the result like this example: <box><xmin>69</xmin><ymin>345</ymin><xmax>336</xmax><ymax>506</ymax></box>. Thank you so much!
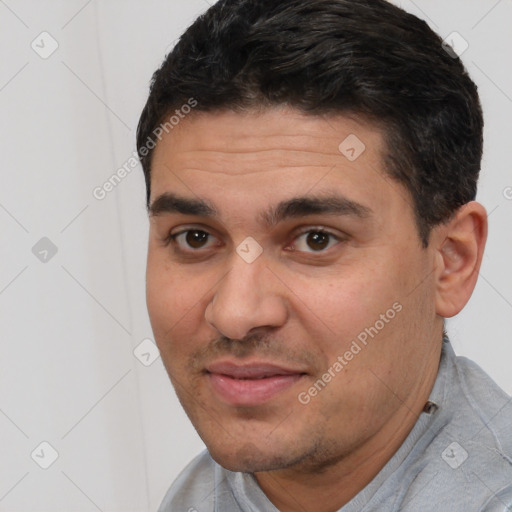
<box><xmin>204</xmin><ymin>253</ymin><xmax>288</xmax><ymax>340</ymax></box>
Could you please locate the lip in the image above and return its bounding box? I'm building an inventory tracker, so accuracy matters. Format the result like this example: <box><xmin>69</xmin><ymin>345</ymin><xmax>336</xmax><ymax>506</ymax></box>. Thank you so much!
<box><xmin>206</xmin><ymin>361</ymin><xmax>306</xmax><ymax>406</ymax></box>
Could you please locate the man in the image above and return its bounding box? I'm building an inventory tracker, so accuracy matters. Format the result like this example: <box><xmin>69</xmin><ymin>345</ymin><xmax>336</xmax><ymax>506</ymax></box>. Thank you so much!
<box><xmin>136</xmin><ymin>0</ymin><xmax>512</xmax><ymax>510</ymax></box>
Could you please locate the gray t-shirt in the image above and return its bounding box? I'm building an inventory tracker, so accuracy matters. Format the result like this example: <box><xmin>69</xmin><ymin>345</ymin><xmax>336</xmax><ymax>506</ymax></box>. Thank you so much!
<box><xmin>158</xmin><ymin>339</ymin><xmax>512</xmax><ymax>511</ymax></box>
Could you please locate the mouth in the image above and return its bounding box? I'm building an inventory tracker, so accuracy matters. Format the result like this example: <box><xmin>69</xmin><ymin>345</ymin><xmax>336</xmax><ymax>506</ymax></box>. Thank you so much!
<box><xmin>205</xmin><ymin>361</ymin><xmax>307</xmax><ymax>407</ymax></box>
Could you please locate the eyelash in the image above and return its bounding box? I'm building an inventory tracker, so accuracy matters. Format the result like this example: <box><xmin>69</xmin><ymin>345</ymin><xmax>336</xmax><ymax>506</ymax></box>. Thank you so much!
<box><xmin>290</xmin><ymin>227</ymin><xmax>341</xmax><ymax>252</ymax></box>
<box><xmin>164</xmin><ymin>226</ymin><xmax>342</xmax><ymax>254</ymax></box>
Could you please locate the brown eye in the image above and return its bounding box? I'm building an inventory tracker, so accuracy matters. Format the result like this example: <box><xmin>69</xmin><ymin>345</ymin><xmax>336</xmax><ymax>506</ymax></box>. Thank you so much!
<box><xmin>292</xmin><ymin>229</ymin><xmax>340</xmax><ymax>253</ymax></box>
<box><xmin>306</xmin><ymin>232</ymin><xmax>330</xmax><ymax>251</ymax></box>
<box><xmin>185</xmin><ymin>230</ymin><xmax>209</xmax><ymax>248</ymax></box>
<box><xmin>169</xmin><ymin>229</ymin><xmax>217</xmax><ymax>252</ymax></box>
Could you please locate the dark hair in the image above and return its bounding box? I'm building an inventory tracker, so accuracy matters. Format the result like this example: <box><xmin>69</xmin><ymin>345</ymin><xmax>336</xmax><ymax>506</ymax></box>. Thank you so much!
<box><xmin>137</xmin><ymin>0</ymin><xmax>483</xmax><ymax>246</ymax></box>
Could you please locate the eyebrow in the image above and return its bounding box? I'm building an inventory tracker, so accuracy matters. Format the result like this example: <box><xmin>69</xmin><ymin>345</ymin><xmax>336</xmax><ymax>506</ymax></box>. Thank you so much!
<box><xmin>149</xmin><ymin>192</ymin><xmax>371</xmax><ymax>226</ymax></box>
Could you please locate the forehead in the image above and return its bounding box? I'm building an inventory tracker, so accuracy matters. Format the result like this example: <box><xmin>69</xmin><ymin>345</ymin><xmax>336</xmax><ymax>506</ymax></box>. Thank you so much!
<box><xmin>149</xmin><ymin>107</ymin><xmax>411</xmax><ymax>226</ymax></box>
<box><xmin>152</xmin><ymin>107</ymin><xmax>383</xmax><ymax>173</ymax></box>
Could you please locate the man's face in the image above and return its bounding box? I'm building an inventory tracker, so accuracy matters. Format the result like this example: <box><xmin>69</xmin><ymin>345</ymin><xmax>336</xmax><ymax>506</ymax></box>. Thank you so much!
<box><xmin>146</xmin><ymin>108</ymin><xmax>443</xmax><ymax>474</ymax></box>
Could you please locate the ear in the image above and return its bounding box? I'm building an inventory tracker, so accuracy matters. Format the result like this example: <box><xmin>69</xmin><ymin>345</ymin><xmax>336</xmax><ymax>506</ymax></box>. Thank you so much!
<box><xmin>433</xmin><ymin>201</ymin><xmax>488</xmax><ymax>318</ymax></box>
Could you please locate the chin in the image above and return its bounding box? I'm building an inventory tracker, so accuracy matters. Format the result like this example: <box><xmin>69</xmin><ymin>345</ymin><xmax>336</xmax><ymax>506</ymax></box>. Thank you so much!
<box><xmin>207</xmin><ymin>440</ymin><xmax>301</xmax><ymax>473</ymax></box>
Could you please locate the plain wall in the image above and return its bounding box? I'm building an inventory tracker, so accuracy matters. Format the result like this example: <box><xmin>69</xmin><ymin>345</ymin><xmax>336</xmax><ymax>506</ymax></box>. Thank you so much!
<box><xmin>0</xmin><ymin>0</ymin><xmax>510</xmax><ymax>510</ymax></box>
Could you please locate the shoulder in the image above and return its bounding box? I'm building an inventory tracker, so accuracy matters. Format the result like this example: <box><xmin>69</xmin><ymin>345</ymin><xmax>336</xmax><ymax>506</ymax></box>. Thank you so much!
<box><xmin>158</xmin><ymin>450</ymin><xmax>217</xmax><ymax>512</ymax></box>
<box><xmin>455</xmin><ymin>355</ymin><xmax>512</xmax><ymax>509</ymax></box>
<box><xmin>453</xmin><ymin>354</ymin><xmax>512</xmax><ymax>454</ymax></box>
<box><xmin>405</xmin><ymin>353</ymin><xmax>512</xmax><ymax>511</ymax></box>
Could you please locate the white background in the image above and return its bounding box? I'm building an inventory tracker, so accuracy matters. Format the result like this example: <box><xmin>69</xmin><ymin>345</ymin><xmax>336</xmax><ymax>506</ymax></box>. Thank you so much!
<box><xmin>0</xmin><ymin>0</ymin><xmax>510</xmax><ymax>510</ymax></box>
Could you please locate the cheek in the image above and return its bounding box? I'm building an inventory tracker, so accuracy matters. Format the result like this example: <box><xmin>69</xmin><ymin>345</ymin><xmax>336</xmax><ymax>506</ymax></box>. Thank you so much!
<box><xmin>295</xmin><ymin>267</ymin><xmax>396</xmax><ymax>340</ymax></box>
<box><xmin>146</xmin><ymin>252</ymin><xmax>205</xmax><ymax>349</ymax></box>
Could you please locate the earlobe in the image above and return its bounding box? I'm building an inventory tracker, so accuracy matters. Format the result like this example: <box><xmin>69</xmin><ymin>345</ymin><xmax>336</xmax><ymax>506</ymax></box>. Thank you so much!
<box><xmin>434</xmin><ymin>201</ymin><xmax>488</xmax><ymax>318</ymax></box>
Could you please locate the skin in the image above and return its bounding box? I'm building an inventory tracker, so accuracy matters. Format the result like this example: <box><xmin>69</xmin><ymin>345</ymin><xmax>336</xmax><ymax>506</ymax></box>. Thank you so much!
<box><xmin>146</xmin><ymin>107</ymin><xmax>487</xmax><ymax>512</ymax></box>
